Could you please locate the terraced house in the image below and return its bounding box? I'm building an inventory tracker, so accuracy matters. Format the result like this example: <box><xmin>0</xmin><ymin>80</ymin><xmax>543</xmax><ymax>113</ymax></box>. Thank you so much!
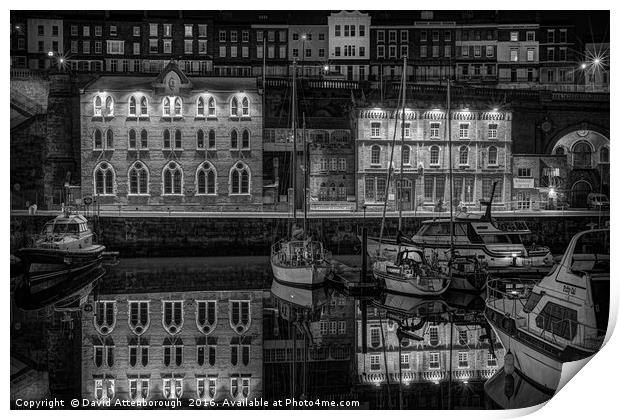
<box><xmin>80</xmin><ymin>62</ymin><xmax>263</xmax><ymax>211</ymax></box>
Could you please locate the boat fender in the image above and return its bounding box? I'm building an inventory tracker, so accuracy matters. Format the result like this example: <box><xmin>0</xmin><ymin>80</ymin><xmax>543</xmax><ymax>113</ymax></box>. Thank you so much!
<box><xmin>504</xmin><ymin>351</ymin><xmax>515</xmax><ymax>375</ymax></box>
<box><xmin>504</xmin><ymin>373</ymin><xmax>515</xmax><ymax>399</ymax></box>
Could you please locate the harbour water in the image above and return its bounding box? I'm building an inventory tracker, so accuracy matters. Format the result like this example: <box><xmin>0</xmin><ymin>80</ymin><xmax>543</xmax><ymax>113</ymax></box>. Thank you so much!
<box><xmin>11</xmin><ymin>253</ymin><xmax>589</xmax><ymax>410</ymax></box>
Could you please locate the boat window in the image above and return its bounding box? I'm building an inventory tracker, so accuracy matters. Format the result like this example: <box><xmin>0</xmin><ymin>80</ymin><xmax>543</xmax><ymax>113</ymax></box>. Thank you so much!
<box><xmin>466</xmin><ymin>224</ymin><xmax>483</xmax><ymax>243</ymax></box>
<box><xmin>523</xmin><ymin>292</ymin><xmax>542</xmax><ymax>313</ymax></box>
<box><xmin>507</xmin><ymin>234</ymin><xmax>522</xmax><ymax>244</ymax></box>
<box><xmin>481</xmin><ymin>234</ymin><xmax>511</xmax><ymax>244</ymax></box>
<box><xmin>423</xmin><ymin>223</ymin><xmax>451</xmax><ymax>236</ymax></box>
<box><xmin>535</xmin><ymin>302</ymin><xmax>578</xmax><ymax>341</ymax></box>
<box><xmin>454</xmin><ymin>223</ymin><xmax>468</xmax><ymax>237</ymax></box>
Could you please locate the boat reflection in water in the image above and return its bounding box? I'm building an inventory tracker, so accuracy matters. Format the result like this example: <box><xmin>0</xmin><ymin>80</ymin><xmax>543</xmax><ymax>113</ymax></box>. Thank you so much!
<box><xmin>484</xmin><ymin>366</ymin><xmax>555</xmax><ymax>409</ymax></box>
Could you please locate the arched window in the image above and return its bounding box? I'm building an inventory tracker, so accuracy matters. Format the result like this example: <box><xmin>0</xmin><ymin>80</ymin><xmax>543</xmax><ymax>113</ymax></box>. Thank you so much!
<box><xmin>174</xmin><ymin>129</ymin><xmax>182</xmax><ymax>149</ymax></box>
<box><xmin>459</xmin><ymin>146</ymin><xmax>469</xmax><ymax>165</ymax></box>
<box><xmin>128</xmin><ymin>161</ymin><xmax>149</xmax><ymax>195</ymax></box>
<box><xmin>231</xmin><ymin>97</ymin><xmax>239</xmax><ymax>116</ymax></box>
<box><xmin>94</xmin><ymin>129</ymin><xmax>103</xmax><ymax>150</ymax></box>
<box><xmin>488</xmin><ymin>146</ymin><xmax>498</xmax><ymax>166</ymax></box>
<box><xmin>573</xmin><ymin>141</ymin><xmax>592</xmax><ymax>168</ymax></box>
<box><xmin>105</xmin><ymin>129</ymin><xmax>114</xmax><ymax>149</ymax></box>
<box><xmin>140</xmin><ymin>97</ymin><xmax>148</xmax><ymax>115</ymax></box>
<box><xmin>208</xmin><ymin>130</ymin><xmax>216</xmax><ymax>149</ymax></box>
<box><xmin>555</xmin><ymin>146</ymin><xmax>565</xmax><ymax>155</ymax></box>
<box><xmin>600</xmin><ymin>146</ymin><xmax>609</xmax><ymax>163</ymax></box>
<box><xmin>241</xmin><ymin>97</ymin><xmax>249</xmax><ymax>116</ymax></box>
<box><xmin>319</xmin><ymin>182</ymin><xmax>328</xmax><ymax>200</ymax></box>
<box><xmin>140</xmin><ymin>129</ymin><xmax>148</xmax><ymax>149</ymax></box>
<box><xmin>196</xmin><ymin>161</ymin><xmax>217</xmax><ymax>195</ymax></box>
<box><xmin>163</xmin><ymin>129</ymin><xmax>171</xmax><ymax>149</ymax></box>
<box><xmin>162</xmin><ymin>161</ymin><xmax>183</xmax><ymax>195</ymax></box>
<box><xmin>230</xmin><ymin>129</ymin><xmax>238</xmax><ymax>149</ymax></box>
<box><xmin>94</xmin><ymin>301</ymin><xmax>117</xmax><ymax>335</ymax></box>
<box><xmin>94</xmin><ymin>162</ymin><xmax>115</xmax><ymax>195</ymax></box>
<box><xmin>241</xmin><ymin>129</ymin><xmax>250</xmax><ymax>149</ymax></box>
<box><xmin>230</xmin><ymin>162</ymin><xmax>250</xmax><ymax>195</ymax></box>
<box><xmin>94</xmin><ymin>96</ymin><xmax>102</xmax><ymax>116</ymax></box>
<box><xmin>162</xmin><ymin>301</ymin><xmax>184</xmax><ymax>335</ymax></box>
<box><xmin>430</xmin><ymin>145</ymin><xmax>440</xmax><ymax>166</ymax></box>
<box><xmin>128</xmin><ymin>129</ymin><xmax>137</xmax><ymax>149</ymax></box>
<box><xmin>174</xmin><ymin>97</ymin><xmax>182</xmax><ymax>116</ymax></box>
<box><xmin>105</xmin><ymin>96</ymin><xmax>114</xmax><ymax>116</ymax></box>
<box><xmin>402</xmin><ymin>145</ymin><xmax>411</xmax><ymax>165</ymax></box>
<box><xmin>197</xmin><ymin>97</ymin><xmax>205</xmax><ymax>117</ymax></box>
<box><xmin>207</xmin><ymin>97</ymin><xmax>216</xmax><ymax>116</ymax></box>
<box><xmin>163</xmin><ymin>98</ymin><xmax>171</xmax><ymax>117</ymax></box>
<box><xmin>371</xmin><ymin>145</ymin><xmax>381</xmax><ymax>165</ymax></box>
<box><xmin>129</xmin><ymin>96</ymin><xmax>137</xmax><ymax>116</ymax></box>
<box><xmin>196</xmin><ymin>129</ymin><xmax>205</xmax><ymax>149</ymax></box>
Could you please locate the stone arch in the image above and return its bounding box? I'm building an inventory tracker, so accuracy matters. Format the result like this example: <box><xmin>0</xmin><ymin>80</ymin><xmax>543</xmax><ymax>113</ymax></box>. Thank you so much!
<box><xmin>546</xmin><ymin>122</ymin><xmax>609</xmax><ymax>154</ymax></box>
<box><xmin>570</xmin><ymin>179</ymin><xmax>593</xmax><ymax>208</ymax></box>
<box><xmin>549</xmin><ymin>128</ymin><xmax>609</xmax><ymax>169</ymax></box>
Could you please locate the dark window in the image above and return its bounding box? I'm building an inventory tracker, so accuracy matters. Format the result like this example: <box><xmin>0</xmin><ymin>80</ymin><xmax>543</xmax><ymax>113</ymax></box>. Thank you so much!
<box><xmin>535</xmin><ymin>302</ymin><xmax>578</xmax><ymax>340</ymax></box>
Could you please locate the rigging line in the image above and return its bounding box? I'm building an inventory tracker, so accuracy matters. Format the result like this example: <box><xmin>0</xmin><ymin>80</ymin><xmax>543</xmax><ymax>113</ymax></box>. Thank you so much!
<box><xmin>378</xmin><ymin>70</ymin><xmax>405</xmax><ymax>254</ymax></box>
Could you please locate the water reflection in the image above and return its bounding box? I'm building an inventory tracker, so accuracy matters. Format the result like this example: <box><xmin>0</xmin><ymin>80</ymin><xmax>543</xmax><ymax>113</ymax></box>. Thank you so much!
<box><xmin>10</xmin><ymin>255</ymin><xmax>580</xmax><ymax>409</ymax></box>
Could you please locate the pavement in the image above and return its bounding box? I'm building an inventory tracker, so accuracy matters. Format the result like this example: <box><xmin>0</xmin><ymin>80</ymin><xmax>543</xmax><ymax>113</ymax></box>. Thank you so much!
<box><xmin>9</xmin><ymin>209</ymin><xmax>610</xmax><ymax>219</ymax></box>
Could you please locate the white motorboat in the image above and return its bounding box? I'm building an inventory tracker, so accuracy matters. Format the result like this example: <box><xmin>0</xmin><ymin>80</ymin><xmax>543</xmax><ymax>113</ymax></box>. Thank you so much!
<box><xmin>485</xmin><ymin>228</ymin><xmax>609</xmax><ymax>390</ymax></box>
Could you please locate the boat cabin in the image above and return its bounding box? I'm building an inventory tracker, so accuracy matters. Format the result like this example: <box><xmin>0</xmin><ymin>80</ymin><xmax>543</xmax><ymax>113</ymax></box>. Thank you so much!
<box><xmin>415</xmin><ymin>219</ymin><xmax>526</xmax><ymax>246</ymax></box>
<box><xmin>41</xmin><ymin>214</ymin><xmax>91</xmax><ymax>238</ymax></box>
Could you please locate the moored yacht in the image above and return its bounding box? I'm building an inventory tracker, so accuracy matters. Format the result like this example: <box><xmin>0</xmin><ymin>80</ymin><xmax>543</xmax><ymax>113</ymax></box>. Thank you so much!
<box><xmin>485</xmin><ymin>228</ymin><xmax>609</xmax><ymax>390</ymax></box>
<box><xmin>271</xmin><ymin>236</ymin><xmax>332</xmax><ymax>287</ymax></box>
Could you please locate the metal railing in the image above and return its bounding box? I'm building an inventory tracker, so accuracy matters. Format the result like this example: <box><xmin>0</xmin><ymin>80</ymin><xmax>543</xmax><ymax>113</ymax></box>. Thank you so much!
<box><xmin>271</xmin><ymin>239</ymin><xmax>330</xmax><ymax>268</ymax></box>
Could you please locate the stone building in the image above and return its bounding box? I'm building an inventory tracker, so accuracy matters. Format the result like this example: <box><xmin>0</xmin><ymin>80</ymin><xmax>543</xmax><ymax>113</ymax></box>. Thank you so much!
<box><xmin>80</xmin><ymin>62</ymin><xmax>264</xmax><ymax>211</ymax></box>
<box><xmin>512</xmin><ymin>154</ymin><xmax>570</xmax><ymax>210</ymax></box>
<box><xmin>327</xmin><ymin>11</ymin><xmax>371</xmax><ymax>81</ymax></box>
<box><xmin>81</xmin><ymin>278</ymin><xmax>264</xmax><ymax>403</ymax></box>
<box><xmin>356</xmin><ymin>107</ymin><xmax>512</xmax><ymax>212</ymax></box>
<box><xmin>496</xmin><ymin>24</ymin><xmax>540</xmax><ymax>87</ymax></box>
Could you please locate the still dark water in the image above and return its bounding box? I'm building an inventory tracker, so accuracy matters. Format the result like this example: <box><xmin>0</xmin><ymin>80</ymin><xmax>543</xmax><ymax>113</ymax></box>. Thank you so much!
<box><xmin>11</xmin><ymin>256</ymin><xmax>553</xmax><ymax>410</ymax></box>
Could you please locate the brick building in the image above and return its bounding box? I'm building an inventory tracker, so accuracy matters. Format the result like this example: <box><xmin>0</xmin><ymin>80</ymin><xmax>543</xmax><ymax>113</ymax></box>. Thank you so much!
<box><xmin>80</xmin><ymin>62</ymin><xmax>264</xmax><ymax>211</ymax></box>
<box><xmin>81</xmin><ymin>285</ymin><xmax>264</xmax><ymax>403</ymax></box>
<box><xmin>356</xmin><ymin>107</ymin><xmax>512</xmax><ymax>212</ymax></box>
<box><xmin>455</xmin><ymin>24</ymin><xmax>498</xmax><ymax>84</ymax></box>
<box><xmin>496</xmin><ymin>24</ymin><xmax>540</xmax><ymax>87</ymax></box>
<box><xmin>512</xmin><ymin>154</ymin><xmax>570</xmax><ymax>210</ymax></box>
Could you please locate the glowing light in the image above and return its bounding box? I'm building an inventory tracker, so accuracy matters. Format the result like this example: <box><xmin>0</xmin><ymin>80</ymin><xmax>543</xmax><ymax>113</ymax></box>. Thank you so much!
<box><xmin>511</xmin><ymin>253</ymin><xmax>518</xmax><ymax>258</ymax></box>
<box><xmin>323</xmin><ymin>65</ymin><xmax>329</xmax><ymax>72</ymax></box>
<box><xmin>581</xmin><ymin>63</ymin><xmax>587</xmax><ymax>70</ymax></box>
<box><xmin>594</xmin><ymin>58</ymin><xmax>601</xmax><ymax>65</ymax></box>
<box><xmin>47</xmin><ymin>51</ymin><xmax>54</xmax><ymax>57</ymax></box>
<box><xmin>15</xmin><ymin>25</ymin><xmax>20</xmax><ymax>30</ymax></box>
<box><xmin>492</xmin><ymin>108</ymin><xmax>498</xmax><ymax>112</ymax></box>
<box><xmin>59</xmin><ymin>58</ymin><xmax>65</xmax><ymax>63</ymax></box>
<box><xmin>301</xmin><ymin>34</ymin><xmax>307</xmax><ymax>40</ymax></box>
<box><xmin>433</xmin><ymin>380</ymin><xmax>440</xmax><ymax>385</ymax></box>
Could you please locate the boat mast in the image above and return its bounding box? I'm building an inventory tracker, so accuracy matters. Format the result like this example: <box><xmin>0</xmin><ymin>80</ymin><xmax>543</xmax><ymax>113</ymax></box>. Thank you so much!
<box><xmin>303</xmin><ymin>112</ymin><xmax>308</xmax><ymax>235</ymax></box>
<box><xmin>447</xmin><ymin>78</ymin><xmax>454</xmax><ymax>260</ymax></box>
<box><xmin>292</xmin><ymin>60</ymin><xmax>298</xmax><ymax>228</ymax></box>
<box><xmin>398</xmin><ymin>56</ymin><xmax>407</xmax><ymax>233</ymax></box>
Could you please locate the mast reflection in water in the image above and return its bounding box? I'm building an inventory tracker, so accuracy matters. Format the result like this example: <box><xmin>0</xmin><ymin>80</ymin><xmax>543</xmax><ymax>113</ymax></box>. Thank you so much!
<box><xmin>13</xmin><ymin>256</ymin><xmax>583</xmax><ymax>409</ymax></box>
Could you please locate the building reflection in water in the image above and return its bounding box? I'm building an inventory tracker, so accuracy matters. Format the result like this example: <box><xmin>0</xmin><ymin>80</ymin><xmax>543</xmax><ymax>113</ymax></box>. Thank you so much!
<box><xmin>13</xmin><ymin>256</ymin><xmax>567</xmax><ymax>409</ymax></box>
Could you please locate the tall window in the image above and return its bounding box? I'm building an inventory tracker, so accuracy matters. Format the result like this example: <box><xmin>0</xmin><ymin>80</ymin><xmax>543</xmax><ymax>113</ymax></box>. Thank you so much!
<box><xmin>430</xmin><ymin>145</ymin><xmax>440</xmax><ymax>166</ymax></box>
<box><xmin>459</xmin><ymin>146</ymin><xmax>469</xmax><ymax>165</ymax></box>
<box><xmin>230</xmin><ymin>378</ymin><xmax>250</xmax><ymax>398</ymax></box>
<box><xmin>207</xmin><ymin>97</ymin><xmax>216</xmax><ymax>116</ymax></box>
<box><xmin>128</xmin><ymin>161</ymin><xmax>149</xmax><ymax>195</ymax></box>
<box><xmin>162</xmin><ymin>162</ymin><xmax>183</xmax><ymax>195</ymax></box>
<box><xmin>128</xmin><ymin>129</ymin><xmax>137</xmax><ymax>149</ymax></box>
<box><xmin>94</xmin><ymin>379</ymin><xmax>115</xmax><ymax>402</ymax></box>
<box><xmin>163</xmin><ymin>338</ymin><xmax>183</xmax><ymax>367</ymax></box>
<box><xmin>488</xmin><ymin>123</ymin><xmax>498</xmax><ymax>139</ymax></box>
<box><xmin>229</xmin><ymin>300</ymin><xmax>251</xmax><ymax>333</ymax></box>
<box><xmin>197</xmin><ymin>97</ymin><xmax>205</xmax><ymax>117</ymax></box>
<box><xmin>128</xmin><ymin>379</ymin><xmax>149</xmax><ymax>401</ymax></box>
<box><xmin>174</xmin><ymin>129</ymin><xmax>182</xmax><ymax>149</ymax></box>
<box><xmin>600</xmin><ymin>146</ymin><xmax>609</xmax><ymax>163</ymax></box>
<box><xmin>230</xmin><ymin>162</ymin><xmax>250</xmax><ymax>195</ymax></box>
<box><xmin>371</xmin><ymin>122</ymin><xmax>381</xmax><ymax>137</ymax></box>
<box><xmin>174</xmin><ymin>97</ymin><xmax>182</xmax><ymax>116</ymax></box>
<box><xmin>129</xmin><ymin>96</ymin><xmax>137</xmax><ymax>116</ymax></box>
<box><xmin>163</xmin><ymin>129</ymin><xmax>171</xmax><ymax>149</ymax></box>
<box><xmin>163</xmin><ymin>98</ymin><xmax>171</xmax><ymax>116</ymax></box>
<box><xmin>488</xmin><ymin>146</ymin><xmax>498</xmax><ymax>166</ymax></box>
<box><xmin>402</xmin><ymin>145</ymin><xmax>411</xmax><ymax>165</ymax></box>
<box><xmin>196</xmin><ymin>162</ymin><xmax>217</xmax><ymax>195</ymax></box>
<box><xmin>93</xmin><ymin>129</ymin><xmax>103</xmax><ymax>150</ymax></box>
<box><xmin>94</xmin><ymin>96</ymin><xmax>103</xmax><ymax>116</ymax></box>
<box><xmin>128</xmin><ymin>301</ymin><xmax>149</xmax><ymax>335</ymax></box>
<box><xmin>241</xmin><ymin>97</ymin><xmax>249</xmax><ymax>116</ymax></box>
<box><xmin>196</xmin><ymin>300</ymin><xmax>217</xmax><ymax>333</ymax></box>
<box><xmin>105</xmin><ymin>129</ymin><xmax>114</xmax><ymax>149</ymax></box>
<box><xmin>208</xmin><ymin>130</ymin><xmax>216</xmax><ymax>149</ymax></box>
<box><xmin>230</xmin><ymin>129</ymin><xmax>238</xmax><ymax>149</ymax></box>
<box><xmin>162</xmin><ymin>301</ymin><xmax>184</xmax><ymax>334</ymax></box>
<box><xmin>105</xmin><ymin>96</ymin><xmax>114</xmax><ymax>116</ymax></box>
<box><xmin>231</xmin><ymin>97</ymin><xmax>239</xmax><ymax>116</ymax></box>
<box><xmin>94</xmin><ymin>162</ymin><xmax>115</xmax><ymax>196</ymax></box>
<box><xmin>573</xmin><ymin>142</ymin><xmax>592</xmax><ymax>168</ymax></box>
<box><xmin>371</xmin><ymin>145</ymin><xmax>381</xmax><ymax>165</ymax></box>
<box><xmin>369</xmin><ymin>327</ymin><xmax>381</xmax><ymax>348</ymax></box>
<box><xmin>428</xmin><ymin>325</ymin><xmax>439</xmax><ymax>345</ymax></box>
<box><xmin>241</xmin><ymin>130</ymin><xmax>250</xmax><ymax>149</ymax></box>
<box><xmin>430</xmin><ymin>122</ymin><xmax>440</xmax><ymax>138</ymax></box>
<box><xmin>429</xmin><ymin>352</ymin><xmax>440</xmax><ymax>369</ymax></box>
<box><xmin>140</xmin><ymin>97</ymin><xmax>148</xmax><ymax>115</ymax></box>
<box><xmin>196</xmin><ymin>129</ymin><xmax>205</xmax><ymax>149</ymax></box>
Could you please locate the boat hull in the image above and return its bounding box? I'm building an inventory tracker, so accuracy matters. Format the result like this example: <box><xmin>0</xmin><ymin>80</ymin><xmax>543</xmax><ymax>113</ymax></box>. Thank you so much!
<box><xmin>373</xmin><ymin>269</ymin><xmax>450</xmax><ymax>296</ymax></box>
<box><xmin>270</xmin><ymin>260</ymin><xmax>331</xmax><ymax>287</ymax></box>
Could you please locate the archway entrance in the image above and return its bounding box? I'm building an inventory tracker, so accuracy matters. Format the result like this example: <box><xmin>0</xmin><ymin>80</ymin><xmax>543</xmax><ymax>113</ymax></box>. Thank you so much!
<box><xmin>571</xmin><ymin>180</ymin><xmax>592</xmax><ymax>208</ymax></box>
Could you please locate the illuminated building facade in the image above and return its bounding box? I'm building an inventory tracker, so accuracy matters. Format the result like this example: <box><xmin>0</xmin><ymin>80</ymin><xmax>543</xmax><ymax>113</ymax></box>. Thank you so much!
<box><xmin>79</xmin><ymin>62</ymin><xmax>264</xmax><ymax>211</ymax></box>
<box><xmin>355</xmin><ymin>107</ymin><xmax>513</xmax><ymax>212</ymax></box>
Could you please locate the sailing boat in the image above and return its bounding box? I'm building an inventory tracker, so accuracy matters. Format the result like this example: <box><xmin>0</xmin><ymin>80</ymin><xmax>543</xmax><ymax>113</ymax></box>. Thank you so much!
<box><xmin>270</xmin><ymin>61</ymin><xmax>332</xmax><ymax>287</ymax></box>
<box><xmin>371</xmin><ymin>57</ymin><xmax>450</xmax><ymax>296</ymax></box>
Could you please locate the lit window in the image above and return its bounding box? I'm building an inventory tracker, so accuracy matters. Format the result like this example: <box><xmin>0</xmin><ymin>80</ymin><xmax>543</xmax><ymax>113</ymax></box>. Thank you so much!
<box><xmin>458</xmin><ymin>123</ymin><xmax>469</xmax><ymax>139</ymax></box>
<box><xmin>241</xmin><ymin>97</ymin><xmax>249</xmax><ymax>116</ymax></box>
<box><xmin>207</xmin><ymin>97</ymin><xmax>216</xmax><ymax>116</ymax></box>
<box><xmin>128</xmin><ymin>378</ymin><xmax>149</xmax><ymax>401</ymax></box>
<box><xmin>429</xmin><ymin>325</ymin><xmax>439</xmax><ymax>345</ymax></box>
<box><xmin>174</xmin><ymin>97</ymin><xmax>182</xmax><ymax>116</ymax></box>
<box><xmin>510</xmin><ymin>31</ymin><xmax>518</xmax><ymax>42</ymax></box>
<box><xmin>371</xmin><ymin>122</ymin><xmax>381</xmax><ymax>137</ymax></box>
<box><xmin>197</xmin><ymin>97</ymin><xmax>205</xmax><ymax>117</ymax></box>
<box><xmin>93</xmin><ymin>96</ymin><xmax>103</xmax><ymax>116</ymax></box>
<box><xmin>430</xmin><ymin>145</ymin><xmax>440</xmax><ymax>166</ymax></box>
<box><xmin>229</xmin><ymin>300</ymin><xmax>251</xmax><ymax>332</ymax></box>
<box><xmin>429</xmin><ymin>352</ymin><xmax>440</xmax><ymax>369</ymax></box>
<box><xmin>488</xmin><ymin>123</ymin><xmax>498</xmax><ymax>139</ymax></box>
<box><xmin>94</xmin><ymin>379</ymin><xmax>115</xmax><ymax>402</ymax></box>
<box><xmin>93</xmin><ymin>162</ymin><xmax>115</xmax><ymax>196</ymax></box>
<box><xmin>487</xmin><ymin>352</ymin><xmax>497</xmax><ymax>367</ymax></box>
<box><xmin>371</xmin><ymin>145</ymin><xmax>381</xmax><ymax>165</ymax></box>
<box><xmin>430</xmin><ymin>122</ymin><xmax>440</xmax><ymax>138</ymax></box>
<box><xmin>162</xmin><ymin>162</ymin><xmax>183</xmax><ymax>196</ymax></box>
<box><xmin>163</xmin><ymin>378</ymin><xmax>183</xmax><ymax>399</ymax></box>
<box><xmin>163</xmin><ymin>97</ymin><xmax>171</xmax><ymax>116</ymax></box>
<box><xmin>196</xmin><ymin>162</ymin><xmax>217</xmax><ymax>195</ymax></box>
<box><xmin>127</xmin><ymin>161</ymin><xmax>149</xmax><ymax>195</ymax></box>
<box><xmin>401</xmin><ymin>353</ymin><xmax>410</xmax><ymax>370</ymax></box>
<box><xmin>128</xmin><ymin>96</ymin><xmax>137</xmax><ymax>116</ymax></box>
<box><xmin>458</xmin><ymin>351</ymin><xmax>469</xmax><ymax>368</ymax></box>
<box><xmin>370</xmin><ymin>326</ymin><xmax>381</xmax><ymax>348</ymax></box>
<box><xmin>231</xmin><ymin>97</ymin><xmax>239</xmax><ymax>116</ymax></box>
